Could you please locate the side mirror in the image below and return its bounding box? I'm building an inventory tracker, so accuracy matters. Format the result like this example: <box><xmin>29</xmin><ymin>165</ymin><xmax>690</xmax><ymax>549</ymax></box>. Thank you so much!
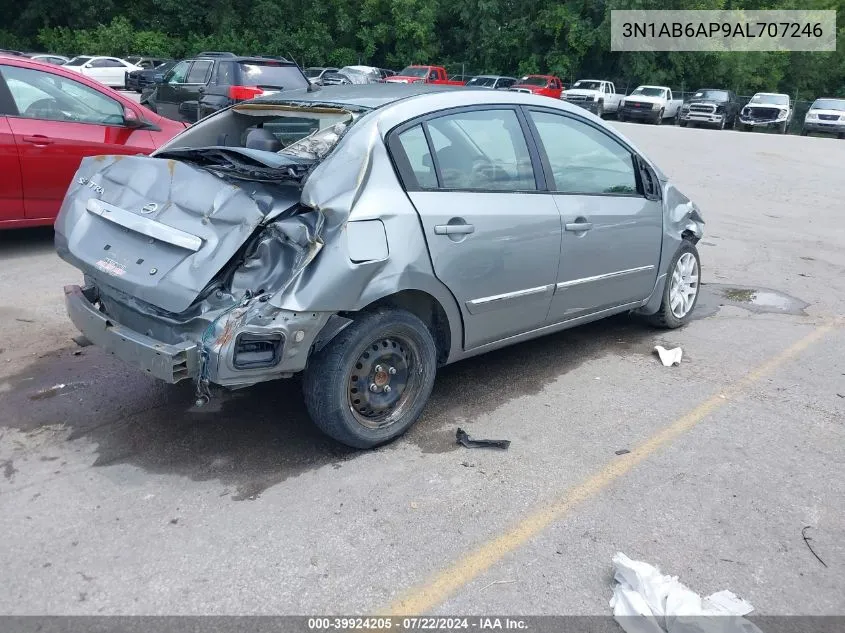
<box><xmin>84</xmin><ymin>63</ymin><xmax>93</xmax><ymax>69</ymax></box>
<box><xmin>123</xmin><ymin>106</ymin><xmax>144</xmax><ymax>128</ymax></box>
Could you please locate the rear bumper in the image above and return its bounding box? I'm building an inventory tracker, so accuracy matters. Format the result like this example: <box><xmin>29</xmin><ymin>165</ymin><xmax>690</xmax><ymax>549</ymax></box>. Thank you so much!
<box><xmin>739</xmin><ymin>117</ymin><xmax>785</xmax><ymax>127</ymax></box>
<box><xmin>621</xmin><ymin>107</ymin><xmax>660</xmax><ymax>121</ymax></box>
<box><xmin>682</xmin><ymin>111</ymin><xmax>725</xmax><ymax>125</ymax></box>
<box><xmin>803</xmin><ymin>121</ymin><xmax>845</xmax><ymax>133</ymax></box>
<box><xmin>64</xmin><ymin>284</ymin><xmax>199</xmax><ymax>383</ymax></box>
<box><xmin>567</xmin><ymin>100</ymin><xmax>601</xmax><ymax>114</ymax></box>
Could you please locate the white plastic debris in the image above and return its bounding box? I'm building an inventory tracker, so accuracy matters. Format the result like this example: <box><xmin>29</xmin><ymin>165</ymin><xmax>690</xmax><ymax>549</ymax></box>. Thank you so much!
<box><xmin>610</xmin><ymin>552</ymin><xmax>761</xmax><ymax>633</ymax></box>
<box><xmin>654</xmin><ymin>346</ymin><xmax>683</xmax><ymax>367</ymax></box>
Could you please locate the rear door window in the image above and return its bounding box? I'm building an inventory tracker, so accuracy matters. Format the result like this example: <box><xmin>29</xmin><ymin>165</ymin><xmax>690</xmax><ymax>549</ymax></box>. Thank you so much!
<box><xmin>426</xmin><ymin>109</ymin><xmax>536</xmax><ymax>191</ymax></box>
<box><xmin>186</xmin><ymin>60</ymin><xmax>213</xmax><ymax>84</ymax></box>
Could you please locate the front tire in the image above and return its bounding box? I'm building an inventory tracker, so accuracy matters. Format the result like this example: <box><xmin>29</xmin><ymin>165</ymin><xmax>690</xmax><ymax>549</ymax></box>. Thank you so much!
<box><xmin>617</xmin><ymin>111</ymin><xmax>625</xmax><ymax>123</ymax></box>
<box><xmin>779</xmin><ymin>121</ymin><xmax>788</xmax><ymax>134</ymax></box>
<box><xmin>595</xmin><ymin>101</ymin><xmax>604</xmax><ymax>118</ymax></box>
<box><xmin>800</xmin><ymin>128</ymin><xmax>808</xmax><ymax>136</ymax></box>
<box><xmin>655</xmin><ymin>109</ymin><xmax>664</xmax><ymax>125</ymax></box>
<box><xmin>648</xmin><ymin>241</ymin><xmax>701</xmax><ymax>329</ymax></box>
<box><xmin>302</xmin><ymin>309</ymin><xmax>438</xmax><ymax>448</ymax></box>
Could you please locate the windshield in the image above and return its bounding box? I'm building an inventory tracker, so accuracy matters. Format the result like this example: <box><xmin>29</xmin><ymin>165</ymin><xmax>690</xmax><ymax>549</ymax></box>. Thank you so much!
<box><xmin>811</xmin><ymin>98</ymin><xmax>845</xmax><ymax>111</ymax></box>
<box><xmin>466</xmin><ymin>76</ymin><xmax>497</xmax><ymax>87</ymax></box>
<box><xmin>573</xmin><ymin>80</ymin><xmax>602</xmax><ymax>90</ymax></box>
<box><xmin>237</xmin><ymin>62</ymin><xmax>309</xmax><ymax>90</ymax></box>
<box><xmin>64</xmin><ymin>56</ymin><xmax>91</xmax><ymax>67</ymax></box>
<box><xmin>304</xmin><ymin>67</ymin><xmax>324</xmax><ymax>78</ymax></box>
<box><xmin>398</xmin><ymin>66</ymin><xmax>430</xmax><ymax>78</ymax></box>
<box><xmin>692</xmin><ymin>90</ymin><xmax>728</xmax><ymax>101</ymax></box>
<box><xmin>631</xmin><ymin>87</ymin><xmax>665</xmax><ymax>97</ymax></box>
<box><xmin>750</xmin><ymin>94</ymin><xmax>788</xmax><ymax>105</ymax></box>
<box><xmin>519</xmin><ymin>76</ymin><xmax>549</xmax><ymax>87</ymax></box>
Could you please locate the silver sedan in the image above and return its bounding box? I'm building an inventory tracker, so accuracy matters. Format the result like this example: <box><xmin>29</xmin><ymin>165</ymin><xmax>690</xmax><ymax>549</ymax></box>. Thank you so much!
<box><xmin>55</xmin><ymin>84</ymin><xmax>705</xmax><ymax>448</ymax></box>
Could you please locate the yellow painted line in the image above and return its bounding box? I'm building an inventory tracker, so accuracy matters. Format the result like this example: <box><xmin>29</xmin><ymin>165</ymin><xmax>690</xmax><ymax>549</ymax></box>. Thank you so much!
<box><xmin>386</xmin><ymin>323</ymin><xmax>835</xmax><ymax>615</ymax></box>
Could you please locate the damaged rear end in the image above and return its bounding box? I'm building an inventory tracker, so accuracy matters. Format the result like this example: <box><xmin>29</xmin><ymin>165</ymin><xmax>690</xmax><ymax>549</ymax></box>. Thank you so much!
<box><xmin>55</xmin><ymin>101</ymin><xmax>358</xmax><ymax>392</ymax></box>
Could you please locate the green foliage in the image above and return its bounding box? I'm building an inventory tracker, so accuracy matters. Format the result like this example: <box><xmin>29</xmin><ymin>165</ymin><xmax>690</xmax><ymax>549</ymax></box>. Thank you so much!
<box><xmin>0</xmin><ymin>0</ymin><xmax>841</xmax><ymax>96</ymax></box>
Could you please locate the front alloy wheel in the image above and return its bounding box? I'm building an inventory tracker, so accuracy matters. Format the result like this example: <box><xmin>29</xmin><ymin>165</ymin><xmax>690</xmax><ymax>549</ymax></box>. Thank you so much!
<box><xmin>669</xmin><ymin>251</ymin><xmax>699</xmax><ymax>319</ymax></box>
<box><xmin>648</xmin><ymin>241</ymin><xmax>701</xmax><ymax>328</ymax></box>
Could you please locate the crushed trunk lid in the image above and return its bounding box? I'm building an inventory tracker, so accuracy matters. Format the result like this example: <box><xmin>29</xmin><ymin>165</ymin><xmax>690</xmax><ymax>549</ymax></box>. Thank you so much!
<box><xmin>55</xmin><ymin>154</ymin><xmax>308</xmax><ymax>314</ymax></box>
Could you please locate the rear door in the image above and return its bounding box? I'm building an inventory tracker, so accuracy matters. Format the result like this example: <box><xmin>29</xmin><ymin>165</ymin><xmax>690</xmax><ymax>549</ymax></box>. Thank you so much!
<box><xmin>0</xmin><ymin>64</ymin><xmax>155</xmax><ymax>222</ymax></box>
<box><xmin>524</xmin><ymin>108</ymin><xmax>662</xmax><ymax>321</ymax></box>
<box><xmin>389</xmin><ymin>106</ymin><xmax>562</xmax><ymax>350</ymax></box>
<box><xmin>0</xmin><ymin>77</ymin><xmax>23</xmax><ymax>223</ymax></box>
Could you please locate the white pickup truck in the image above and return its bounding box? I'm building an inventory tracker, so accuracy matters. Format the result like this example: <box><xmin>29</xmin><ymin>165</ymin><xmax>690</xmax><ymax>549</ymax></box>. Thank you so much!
<box><xmin>618</xmin><ymin>86</ymin><xmax>683</xmax><ymax>125</ymax></box>
<box><xmin>560</xmin><ymin>79</ymin><xmax>623</xmax><ymax>118</ymax></box>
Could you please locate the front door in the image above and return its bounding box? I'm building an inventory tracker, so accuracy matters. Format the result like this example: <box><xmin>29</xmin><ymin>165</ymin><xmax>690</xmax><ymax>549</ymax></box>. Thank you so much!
<box><xmin>525</xmin><ymin>108</ymin><xmax>663</xmax><ymax>321</ymax></box>
<box><xmin>176</xmin><ymin>60</ymin><xmax>213</xmax><ymax>123</ymax></box>
<box><xmin>391</xmin><ymin>107</ymin><xmax>562</xmax><ymax>349</ymax></box>
<box><xmin>0</xmin><ymin>64</ymin><xmax>155</xmax><ymax>221</ymax></box>
<box><xmin>155</xmin><ymin>60</ymin><xmax>191</xmax><ymax>120</ymax></box>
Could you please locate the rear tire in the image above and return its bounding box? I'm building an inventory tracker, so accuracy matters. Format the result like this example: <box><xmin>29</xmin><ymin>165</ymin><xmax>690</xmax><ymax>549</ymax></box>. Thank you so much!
<box><xmin>302</xmin><ymin>309</ymin><xmax>438</xmax><ymax>449</ymax></box>
<box><xmin>648</xmin><ymin>241</ymin><xmax>701</xmax><ymax>329</ymax></box>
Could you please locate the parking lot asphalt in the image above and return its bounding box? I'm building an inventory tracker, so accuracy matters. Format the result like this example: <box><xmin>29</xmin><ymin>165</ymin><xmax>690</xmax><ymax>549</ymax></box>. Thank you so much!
<box><xmin>0</xmin><ymin>122</ymin><xmax>843</xmax><ymax>616</ymax></box>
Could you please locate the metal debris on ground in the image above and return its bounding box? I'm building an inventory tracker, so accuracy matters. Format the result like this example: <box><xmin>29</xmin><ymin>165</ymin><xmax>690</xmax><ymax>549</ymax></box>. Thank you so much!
<box><xmin>610</xmin><ymin>552</ymin><xmax>760</xmax><ymax>633</ymax></box>
<box><xmin>615</xmin><ymin>449</ymin><xmax>631</xmax><ymax>456</ymax></box>
<box><xmin>801</xmin><ymin>526</ymin><xmax>828</xmax><ymax>568</ymax></box>
<box><xmin>456</xmin><ymin>428</ymin><xmax>510</xmax><ymax>450</ymax></box>
<box><xmin>654</xmin><ymin>345</ymin><xmax>683</xmax><ymax>367</ymax></box>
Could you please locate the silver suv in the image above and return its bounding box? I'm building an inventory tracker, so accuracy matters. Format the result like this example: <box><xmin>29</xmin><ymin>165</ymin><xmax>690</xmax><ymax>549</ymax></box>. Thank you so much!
<box><xmin>55</xmin><ymin>84</ymin><xmax>704</xmax><ymax>448</ymax></box>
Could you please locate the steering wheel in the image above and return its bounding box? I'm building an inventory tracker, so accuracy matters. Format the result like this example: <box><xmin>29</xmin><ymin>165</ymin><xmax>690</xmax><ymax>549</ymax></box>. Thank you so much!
<box><xmin>23</xmin><ymin>98</ymin><xmax>81</xmax><ymax>122</ymax></box>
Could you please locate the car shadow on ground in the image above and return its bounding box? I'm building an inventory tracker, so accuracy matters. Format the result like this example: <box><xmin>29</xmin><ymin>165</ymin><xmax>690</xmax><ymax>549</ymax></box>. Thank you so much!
<box><xmin>0</xmin><ymin>311</ymin><xmax>663</xmax><ymax>500</ymax></box>
<box><xmin>0</xmin><ymin>227</ymin><xmax>55</xmax><ymax>259</ymax></box>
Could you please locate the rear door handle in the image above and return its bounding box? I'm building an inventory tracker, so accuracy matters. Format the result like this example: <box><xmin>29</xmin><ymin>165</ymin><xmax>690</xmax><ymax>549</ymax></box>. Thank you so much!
<box><xmin>22</xmin><ymin>135</ymin><xmax>53</xmax><ymax>146</ymax></box>
<box><xmin>434</xmin><ymin>224</ymin><xmax>475</xmax><ymax>235</ymax></box>
<box><xmin>565</xmin><ymin>222</ymin><xmax>593</xmax><ymax>232</ymax></box>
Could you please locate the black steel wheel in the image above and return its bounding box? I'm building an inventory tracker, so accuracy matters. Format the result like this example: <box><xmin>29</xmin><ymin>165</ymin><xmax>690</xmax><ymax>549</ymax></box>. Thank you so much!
<box><xmin>303</xmin><ymin>309</ymin><xmax>438</xmax><ymax>448</ymax></box>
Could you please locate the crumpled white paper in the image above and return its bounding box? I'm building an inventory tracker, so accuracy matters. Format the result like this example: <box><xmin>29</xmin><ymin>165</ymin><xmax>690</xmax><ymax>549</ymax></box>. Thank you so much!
<box><xmin>654</xmin><ymin>346</ymin><xmax>683</xmax><ymax>367</ymax></box>
<box><xmin>609</xmin><ymin>552</ymin><xmax>762</xmax><ymax>633</ymax></box>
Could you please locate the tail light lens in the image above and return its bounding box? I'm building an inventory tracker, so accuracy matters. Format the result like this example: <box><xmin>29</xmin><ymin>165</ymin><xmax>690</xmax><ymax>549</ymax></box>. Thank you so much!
<box><xmin>228</xmin><ymin>86</ymin><xmax>264</xmax><ymax>100</ymax></box>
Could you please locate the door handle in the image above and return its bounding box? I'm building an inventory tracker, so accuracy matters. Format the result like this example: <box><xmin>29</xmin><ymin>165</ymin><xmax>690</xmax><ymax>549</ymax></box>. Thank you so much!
<box><xmin>434</xmin><ymin>224</ymin><xmax>475</xmax><ymax>235</ymax></box>
<box><xmin>565</xmin><ymin>222</ymin><xmax>593</xmax><ymax>232</ymax></box>
<box><xmin>22</xmin><ymin>135</ymin><xmax>53</xmax><ymax>146</ymax></box>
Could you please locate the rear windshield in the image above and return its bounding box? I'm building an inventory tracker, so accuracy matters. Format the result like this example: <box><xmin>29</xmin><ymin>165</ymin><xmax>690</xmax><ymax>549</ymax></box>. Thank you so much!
<box><xmin>237</xmin><ymin>62</ymin><xmax>308</xmax><ymax>90</ymax></box>
<box><xmin>519</xmin><ymin>76</ymin><xmax>549</xmax><ymax>86</ymax></box>
<box><xmin>693</xmin><ymin>90</ymin><xmax>729</xmax><ymax>101</ymax></box>
<box><xmin>64</xmin><ymin>57</ymin><xmax>91</xmax><ymax>67</ymax></box>
<box><xmin>573</xmin><ymin>80</ymin><xmax>602</xmax><ymax>90</ymax></box>
<box><xmin>398</xmin><ymin>66</ymin><xmax>430</xmax><ymax>78</ymax></box>
<box><xmin>631</xmin><ymin>87</ymin><xmax>665</xmax><ymax>97</ymax></box>
<box><xmin>811</xmin><ymin>98</ymin><xmax>845</xmax><ymax>111</ymax></box>
<box><xmin>304</xmin><ymin>67</ymin><xmax>324</xmax><ymax>78</ymax></box>
<box><xmin>750</xmin><ymin>94</ymin><xmax>788</xmax><ymax>105</ymax></box>
<box><xmin>466</xmin><ymin>76</ymin><xmax>497</xmax><ymax>87</ymax></box>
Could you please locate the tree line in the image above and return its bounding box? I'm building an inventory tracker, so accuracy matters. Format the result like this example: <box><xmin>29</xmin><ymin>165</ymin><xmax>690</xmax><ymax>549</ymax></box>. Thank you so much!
<box><xmin>0</xmin><ymin>0</ymin><xmax>843</xmax><ymax>99</ymax></box>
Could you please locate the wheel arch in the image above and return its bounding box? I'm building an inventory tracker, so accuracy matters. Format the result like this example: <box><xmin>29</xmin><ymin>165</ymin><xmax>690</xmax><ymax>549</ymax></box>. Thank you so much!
<box><xmin>360</xmin><ymin>289</ymin><xmax>457</xmax><ymax>366</ymax></box>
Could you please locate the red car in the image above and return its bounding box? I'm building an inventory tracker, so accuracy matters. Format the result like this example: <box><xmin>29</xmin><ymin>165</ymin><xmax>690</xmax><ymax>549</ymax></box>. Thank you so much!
<box><xmin>510</xmin><ymin>75</ymin><xmax>564</xmax><ymax>99</ymax></box>
<box><xmin>0</xmin><ymin>55</ymin><xmax>186</xmax><ymax>229</ymax></box>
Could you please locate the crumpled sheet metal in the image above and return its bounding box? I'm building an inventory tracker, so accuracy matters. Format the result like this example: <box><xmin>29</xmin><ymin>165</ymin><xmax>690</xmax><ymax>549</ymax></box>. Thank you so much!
<box><xmin>610</xmin><ymin>553</ymin><xmax>761</xmax><ymax>633</ymax></box>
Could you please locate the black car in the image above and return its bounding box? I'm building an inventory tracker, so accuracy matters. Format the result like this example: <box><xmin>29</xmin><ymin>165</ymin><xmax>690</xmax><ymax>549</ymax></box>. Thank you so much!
<box><xmin>678</xmin><ymin>88</ymin><xmax>740</xmax><ymax>129</ymax></box>
<box><xmin>126</xmin><ymin>59</ymin><xmax>176</xmax><ymax>92</ymax></box>
<box><xmin>142</xmin><ymin>53</ymin><xmax>310</xmax><ymax>123</ymax></box>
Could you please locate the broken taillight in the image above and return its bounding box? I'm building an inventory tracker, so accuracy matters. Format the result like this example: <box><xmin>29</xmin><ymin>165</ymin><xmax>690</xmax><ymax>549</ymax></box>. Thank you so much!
<box><xmin>229</xmin><ymin>86</ymin><xmax>264</xmax><ymax>100</ymax></box>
